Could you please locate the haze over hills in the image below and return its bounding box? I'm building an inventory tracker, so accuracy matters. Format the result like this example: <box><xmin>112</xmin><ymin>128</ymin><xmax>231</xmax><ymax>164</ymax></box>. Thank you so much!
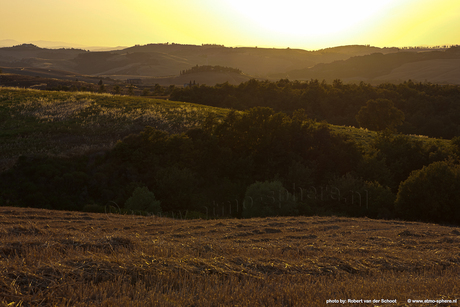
<box><xmin>0</xmin><ymin>42</ymin><xmax>459</xmax><ymax>86</ymax></box>
<box><xmin>277</xmin><ymin>46</ymin><xmax>460</xmax><ymax>84</ymax></box>
<box><xmin>0</xmin><ymin>39</ymin><xmax>126</xmax><ymax>51</ymax></box>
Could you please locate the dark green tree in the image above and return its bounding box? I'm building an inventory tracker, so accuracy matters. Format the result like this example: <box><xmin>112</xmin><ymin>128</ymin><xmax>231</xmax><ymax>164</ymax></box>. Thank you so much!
<box><xmin>114</xmin><ymin>85</ymin><xmax>121</xmax><ymax>94</ymax></box>
<box><xmin>370</xmin><ymin>131</ymin><xmax>426</xmax><ymax>191</ymax></box>
<box><xmin>395</xmin><ymin>161</ymin><xmax>460</xmax><ymax>224</ymax></box>
<box><xmin>155</xmin><ymin>166</ymin><xmax>199</xmax><ymax>212</ymax></box>
<box><xmin>242</xmin><ymin>181</ymin><xmax>298</xmax><ymax>218</ymax></box>
<box><xmin>125</xmin><ymin>186</ymin><xmax>162</xmax><ymax>214</ymax></box>
<box><xmin>153</xmin><ymin>84</ymin><xmax>164</xmax><ymax>95</ymax></box>
<box><xmin>128</xmin><ymin>84</ymin><xmax>134</xmax><ymax>95</ymax></box>
<box><xmin>356</xmin><ymin>98</ymin><xmax>405</xmax><ymax>131</ymax></box>
<box><xmin>98</xmin><ymin>84</ymin><xmax>106</xmax><ymax>93</ymax></box>
<box><xmin>142</xmin><ymin>88</ymin><xmax>150</xmax><ymax>96</ymax></box>
<box><xmin>327</xmin><ymin>173</ymin><xmax>395</xmax><ymax>219</ymax></box>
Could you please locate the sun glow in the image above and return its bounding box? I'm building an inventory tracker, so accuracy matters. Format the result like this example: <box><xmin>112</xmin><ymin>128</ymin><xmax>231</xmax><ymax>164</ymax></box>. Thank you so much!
<box><xmin>1</xmin><ymin>0</ymin><xmax>459</xmax><ymax>50</ymax></box>
<box><xmin>225</xmin><ymin>0</ymin><xmax>399</xmax><ymax>39</ymax></box>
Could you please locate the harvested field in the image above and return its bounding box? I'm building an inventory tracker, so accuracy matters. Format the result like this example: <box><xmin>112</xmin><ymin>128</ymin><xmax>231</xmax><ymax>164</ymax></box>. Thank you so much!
<box><xmin>1</xmin><ymin>206</ymin><xmax>459</xmax><ymax>306</ymax></box>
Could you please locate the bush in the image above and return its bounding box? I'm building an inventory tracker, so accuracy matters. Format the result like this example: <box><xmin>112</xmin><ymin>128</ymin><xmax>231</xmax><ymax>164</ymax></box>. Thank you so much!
<box><xmin>142</xmin><ymin>88</ymin><xmax>150</xmax><ymax>96</ymax></box>
<box><xmin>451</xmin><ymin>136</ymin><xmax>460</xmax><ymax>159</ymax></box>
<box><xmin>395</xmin><ymin>161</ymin><xmax>460</xmax><ymax>224</ymax></box>
<box><xmin>364</xmin><ymin>181</ymin><xmax>396</xmax><ymax>219</ymax></box>
<box><xmin>326</xmin><ymin>173</ymin><xmax>395</xmax><ymax>218</ymax></box>
<box><xmin>155</xmin><ymin>166</ymin><xmax>198</xmax><ymax>212</ymax></box>
<box><xmin>242</xmin><ymin>181</ymin><xmax>298</xmax><ymax>218</ymax></box>
<box><xmin>125</xmin><ymin>187</ymin><xmax>162</xmax><ymax>214</ymax></box>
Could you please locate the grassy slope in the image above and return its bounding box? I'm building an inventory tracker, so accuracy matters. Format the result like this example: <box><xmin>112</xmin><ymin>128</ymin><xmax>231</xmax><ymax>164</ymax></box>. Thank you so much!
<box><xmin>1</xmin><ymin>206</ymin><xmax>459</xmax><ymax>306</ymax></box>
<box><xmin>0</xmin><ymin>87</ymin><xmax>229</xmax><ymax>171</ymax></box>
<box><xmin>330</xmin><ymin>123</ymin><xmax>449</xmax><ymax>152</ymax></box>
<box><xmin>0</xmin><ymin>87</ymin><xmax>446</xmax><ymax>170</ymax></box>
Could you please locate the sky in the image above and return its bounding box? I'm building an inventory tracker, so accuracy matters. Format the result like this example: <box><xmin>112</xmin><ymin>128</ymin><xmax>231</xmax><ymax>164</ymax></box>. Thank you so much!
<box><xmin>1</xmin><ymin>0</ymin><xmax>460</xmax><ymax>50</ymax></box>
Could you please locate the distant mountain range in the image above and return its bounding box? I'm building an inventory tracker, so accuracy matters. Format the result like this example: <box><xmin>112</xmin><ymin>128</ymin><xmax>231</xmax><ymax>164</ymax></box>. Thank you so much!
<box><xmin>0</xmin><ymin>39</ymin><xmax>126</xmax><ymax>51</ymax></box>
<box><xmin>1</xmin><ymin>42</ymin><xmax>459</xmax><ymax>85</ymax></box>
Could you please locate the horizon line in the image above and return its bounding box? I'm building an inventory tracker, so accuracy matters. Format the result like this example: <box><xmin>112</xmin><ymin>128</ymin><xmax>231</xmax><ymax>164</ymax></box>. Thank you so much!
<box><xmin>1</xmin><ymin>40</ymin><xmax>459</xmax><ymax>52</ymax></box>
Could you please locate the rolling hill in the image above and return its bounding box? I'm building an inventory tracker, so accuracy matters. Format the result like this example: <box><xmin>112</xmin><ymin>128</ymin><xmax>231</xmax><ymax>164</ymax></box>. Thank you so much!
<box><xmin>0</xmin><ymin>43</ymin><xmax>403</xmax><ymax>85</ymax></box>
<box><xmin>0</xmin><ymin>87</ymin><xmax>447</xmax><ymax>173</ymax></box>
<box><xmin>0</xmin><ymin>87</ymin><xmax>230</xmax><ymax>171</ymax></box>
<box><xmin>1</xmin><ymin>43</ymin><xmax>460</xmax><ymax>86</ymax></box>
<box><xmin>280</xmin><ymin>46</ymin><xmax>460</xmax><ymax>84</ymax></box>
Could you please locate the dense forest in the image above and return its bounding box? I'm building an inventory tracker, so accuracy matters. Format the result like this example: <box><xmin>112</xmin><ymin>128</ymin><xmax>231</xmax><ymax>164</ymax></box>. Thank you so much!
<box><xmin>1</xmin><ymin>103</ymin><xmax>459</xmax><ymax>225</ymax></box>
<box><xmin>170</xmin><ymin>79</ymin><xmax>460</xmax><ymax>139</ymax></box>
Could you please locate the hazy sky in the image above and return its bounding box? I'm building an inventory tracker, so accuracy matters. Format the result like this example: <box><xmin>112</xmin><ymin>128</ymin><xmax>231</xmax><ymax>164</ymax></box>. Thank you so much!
<box><xmin>1</xmin><ymin>0</ymin><xmax>460</xmax><ymax>50</ymax></box>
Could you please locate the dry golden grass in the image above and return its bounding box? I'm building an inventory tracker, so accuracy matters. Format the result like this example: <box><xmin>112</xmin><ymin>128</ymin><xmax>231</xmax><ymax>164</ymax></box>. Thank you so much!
<box><xmin>330</xmin><ymin>124</ymin><xmax>449</xmax><ymax>151</ymax></box>
<box><xmin>1</xmin><ymin>206</ymin><xmax>459</xmax><ymax>306</ymax></box>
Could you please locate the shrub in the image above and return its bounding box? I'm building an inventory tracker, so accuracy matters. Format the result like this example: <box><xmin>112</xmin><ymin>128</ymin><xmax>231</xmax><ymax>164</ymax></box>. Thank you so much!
<box><xmin>155</xmin><ymin>166</ymin><xmax>198</xmax><ymax>212</ymax></box>
<box><xmin>451</xmin><ymin>136</ymin><xmax>460</xmax><ymax>159</ymax></box>
<box><xmin>125</xmin><ymin>187</ymin><xmax>162</xmax><ymax>214</ymax></box>
<box><xmin>114</xmin><ymin>85</ymin><xmax>121</xmax><ymax>94</ymax></box>
<box><xmin>326</xmin><ymin>173</ymin><xmax>395</xmax><ymax>219</ymax></box>
<box><xmin>395</xmin><ymin>161</ymin><xmax>460</xmax><ymax>224</ymax></box>
<box><xmin>364</xmin><ymin>181</ymin><xmax>396</xmax><ymax>219</ymax></box>
<box><xmin>242</xmin><ymin>181</ymin><xmax>298</xmax><ymax>218</ymax></box>
<box><xmin>142</xmin><ymin>88</ymin><xmax>150</xmax><ymax>96</ymax></box>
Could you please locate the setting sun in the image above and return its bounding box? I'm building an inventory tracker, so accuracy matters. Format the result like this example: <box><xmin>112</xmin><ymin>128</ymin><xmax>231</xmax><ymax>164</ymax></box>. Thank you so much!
<box><xmin>224</xmin><ymin>0</ymin><xmax>398</xmax><ymax>38</ymax></box>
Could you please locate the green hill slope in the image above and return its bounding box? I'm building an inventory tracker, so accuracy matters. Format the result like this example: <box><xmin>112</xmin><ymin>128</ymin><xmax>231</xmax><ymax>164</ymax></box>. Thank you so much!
<box><xmin>0</xmin><ymin>87</ymin><xmax>446</xmax><ymax>172</ymax></box>
<box><xmin>0</xmin><ymin>87</ymin><xmax>228</xmax><ymax>171</ymax></box>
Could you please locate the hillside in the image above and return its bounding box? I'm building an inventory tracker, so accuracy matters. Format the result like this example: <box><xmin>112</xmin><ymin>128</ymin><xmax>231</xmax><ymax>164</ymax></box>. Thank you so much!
<box><xmin>1</xmin><ymin>206</ymin><xmax>459</xmax><ymax>306</ymax></box>
<box><xmin>0</xmin><ymin>87</ymin><xmax>445</xmax><ymax>172</ymax></box>
<box><xmin>0</xmin><ymin>87</ymin><xmax>229</xmax><ymax>171</ymax></box>
<box><xmin>1</xmin><ymin>43</ymin><xmax>404</xmax><ymax>83</ymax></box>
<box><xmin>3</xmin><ymin>43</ymin><xmax>460</xmax><ymax>86</ymax></box>
<box><xmin>281</xmin><ymin>46</ymin><xmax>460</xmax><ymax>84</ymax></box>
<box><xmin>374</xmin><ymin>59</ymin><xmax>460</xmax><ymax>84</ymax></box>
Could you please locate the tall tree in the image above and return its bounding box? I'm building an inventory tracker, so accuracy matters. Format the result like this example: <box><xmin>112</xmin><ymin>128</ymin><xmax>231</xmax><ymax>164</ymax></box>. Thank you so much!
<box><xmin>356</xmin><ymin>98</ymin><xmax>405</xmax><ymax>131</ymax></box>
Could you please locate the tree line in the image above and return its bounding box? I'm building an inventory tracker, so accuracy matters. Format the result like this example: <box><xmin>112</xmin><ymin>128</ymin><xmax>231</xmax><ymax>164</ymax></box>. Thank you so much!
<box><xmin>170</xmin><ymin>79</ymin><xmax>460</xmax><ymax>139</ymax></box>
<box><xmin>180</xmin><ymin>65</ymin><xmax>242</xmax><ymax>75</ymax></box>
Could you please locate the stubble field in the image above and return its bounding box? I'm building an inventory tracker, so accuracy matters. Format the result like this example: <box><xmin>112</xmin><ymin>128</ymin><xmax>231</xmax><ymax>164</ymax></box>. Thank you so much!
<box><xmin>1</xmin><ymin>206</ymin><xmax>459</xmax><ymax>306</ymax></box>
